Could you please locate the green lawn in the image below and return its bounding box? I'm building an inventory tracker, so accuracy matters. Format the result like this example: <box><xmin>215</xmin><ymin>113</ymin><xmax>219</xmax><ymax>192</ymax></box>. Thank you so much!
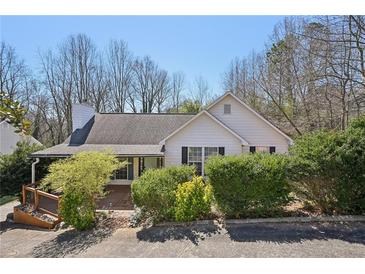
<box><xmin>0</xmin><ymin>195</ymin><xmax>18</xmax><ymax>206</ymax></box>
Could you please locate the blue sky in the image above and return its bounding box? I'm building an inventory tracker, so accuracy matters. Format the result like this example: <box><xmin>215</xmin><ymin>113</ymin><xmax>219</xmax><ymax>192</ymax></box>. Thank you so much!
<box><xmin>0</xmin><ymin>16</ymin><xmax>284</xmax><ymax>95</ymax></box>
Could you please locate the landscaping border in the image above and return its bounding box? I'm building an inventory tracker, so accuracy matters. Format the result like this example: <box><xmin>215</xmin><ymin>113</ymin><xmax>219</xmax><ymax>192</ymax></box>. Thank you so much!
<box><xmin>153</xmin><ymin>215</ymin><xmax>365</xmax><ymax>227</ymax></box>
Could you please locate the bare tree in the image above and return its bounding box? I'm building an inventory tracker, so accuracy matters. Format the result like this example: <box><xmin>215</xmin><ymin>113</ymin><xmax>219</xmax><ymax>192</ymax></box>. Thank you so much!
<box><xmin>222</xmin><ymin>16</ymin><xmax>365</xmax><ymax>136</ymax></box>
<box><xmin>106</xmin><ymin>40</ymin><xmax>133</xmax><ymax>112</ymax></box>
<box><xmin>63</xmin><ymin>34</ymin><xmax>98</xmax><ymax>104</ymax></box>
<box><xmin>129</xmin><ymin>56</ymin><xmax>170</xmax><ymax>113</ymax></box>
<box><xmin>0</xmin><ymin>42</ymin><xmax>28</xmax><ymax>100</ymax></box>
<box><xmin>191</xmin><ymin>76</ymin><xmax>210</xmax><ymax>106</ymax></box>
<box><xmin>170</xmin><ymin>72</ymin><xmax>185</xmax><ymax>112</ymax></box>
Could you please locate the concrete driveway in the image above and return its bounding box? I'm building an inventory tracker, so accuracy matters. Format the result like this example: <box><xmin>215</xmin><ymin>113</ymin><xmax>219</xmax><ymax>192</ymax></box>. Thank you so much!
<box><xmin>1</xmin><ymin>202</ymin><xmax>364</xmax><ymax>257</ymax></box>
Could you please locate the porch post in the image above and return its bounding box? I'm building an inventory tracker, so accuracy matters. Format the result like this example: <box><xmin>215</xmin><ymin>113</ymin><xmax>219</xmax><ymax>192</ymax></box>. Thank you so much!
<box><xmin>133</xmin><ymin>157</ymin><xmax>139</xmax><ymax>179</ymax></box>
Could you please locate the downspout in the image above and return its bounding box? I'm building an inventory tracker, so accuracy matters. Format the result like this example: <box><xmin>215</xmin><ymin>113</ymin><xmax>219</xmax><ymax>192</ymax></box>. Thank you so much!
<box><xmin>32</xmin><ymin>158</ymin><xmax>40</xmax><ymax>185</ymax></box>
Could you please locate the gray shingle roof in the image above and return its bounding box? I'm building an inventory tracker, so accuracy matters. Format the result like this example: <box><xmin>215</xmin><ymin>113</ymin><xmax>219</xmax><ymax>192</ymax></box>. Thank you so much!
<box><xmin>31</xmin><ymin>113</ymin><xmax>194</xmax><ymax>157</ymax></box>
<box><xmin>80</xmin><ymin>113</ymin><xmax>194</xmax><ymax>145</ymax></box>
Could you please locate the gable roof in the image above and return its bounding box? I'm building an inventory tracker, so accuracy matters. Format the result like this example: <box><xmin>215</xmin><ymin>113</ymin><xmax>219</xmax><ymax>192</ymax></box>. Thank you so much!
<box><xmin>159</xmin><ymin>110</ymin><xmax>249</xmax><ymax>145</ymax></box>
<box><xmin>206</xmin><ymin>92</ymin><xmax>294</xmax><ymax>144</ymax></box>
<box><xmin>0</xmin><ymin>120</ymin><xmax>42</xmax><ymax>146</ymax></box>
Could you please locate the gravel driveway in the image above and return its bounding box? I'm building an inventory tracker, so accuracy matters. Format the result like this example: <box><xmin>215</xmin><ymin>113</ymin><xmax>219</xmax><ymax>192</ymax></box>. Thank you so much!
<box><xmin>1</xmin><ymin>201</ymin><xmax>364</xmax><ymax>258</ymax></box>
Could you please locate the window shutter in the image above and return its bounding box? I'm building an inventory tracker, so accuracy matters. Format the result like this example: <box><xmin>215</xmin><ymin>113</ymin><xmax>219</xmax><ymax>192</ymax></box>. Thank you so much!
<box><xmin>128</xmin><ymin>157</ymin><xmax>134</xmax><ymax>180</ymax></box>
<box><xmin>182</xmin><ymin>147</ymin><xmax>188</xmax><ymax>164</ymax></box>
<box><xmin>218</xmin><ymin>147</ymin><xmax>225</xmax><ymax>156</ymax></box>
<box><xmin>269</xmin><ymin>146</ymin><xmax>276</xmax><ymax>154</ymax></box>
<box><xmin>249</xmin><ymin>146</ymin><xmax>256</xmax><ymax>153</ymax></box>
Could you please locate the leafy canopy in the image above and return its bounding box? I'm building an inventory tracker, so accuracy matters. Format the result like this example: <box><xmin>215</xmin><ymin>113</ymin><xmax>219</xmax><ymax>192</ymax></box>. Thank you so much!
<box><xmin>43</xmin><ymin>151</ymin><xmax>122</xmax><ymax>195</ymax></box>
<box><xmin>42</xmin><ymin>151</ymin><xmax>123</xmax><ymax>230</ymax></box>
<box><xmin>0</xmin><ymin>92</ymin><xmax>31</xmax><ymax>134</ymax></box>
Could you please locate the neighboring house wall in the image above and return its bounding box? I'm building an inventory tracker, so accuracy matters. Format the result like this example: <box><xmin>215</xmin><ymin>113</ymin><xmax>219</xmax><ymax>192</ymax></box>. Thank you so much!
<box><xmin>0</xmin><ymin>121</ymin><xmax>42</xmax><ymax>155</ymax></box>
<box><xmin>164</xmin><ymin>112</ymin><xmax>243</xmax><ymax>167</ymax></box>
<box><xmin>208</xmin><ymin>95</ymin><xmax>290</xmax><ymax>153</ymax></box>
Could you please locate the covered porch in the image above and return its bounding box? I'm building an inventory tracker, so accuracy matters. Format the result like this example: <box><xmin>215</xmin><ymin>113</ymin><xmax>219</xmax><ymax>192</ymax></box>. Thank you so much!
<box><xmin>109</xmin><ymin>156</ymin><xmax>164</xmax><ymax>185</ymax></box>
<box><xmin>29</xmin><ymin>144</ymin><xmax>166</xmax><ymax>211</ymax></box>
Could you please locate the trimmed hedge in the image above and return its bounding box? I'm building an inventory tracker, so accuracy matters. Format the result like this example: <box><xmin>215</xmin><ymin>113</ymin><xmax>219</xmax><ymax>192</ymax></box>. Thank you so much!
<box><xmin>175</xmin><ymin>176</ymin><xmax>213</xmax><ymax>222</ymax></box>
<box><xmin>131</xmin><ymin>165</ymin><xmax>195</xmax><ymax>221</ymax></box>
<box><xmin>205</xmin><ymin>153</ymin><xmax>291</xmax><ymax>218</ymax></box>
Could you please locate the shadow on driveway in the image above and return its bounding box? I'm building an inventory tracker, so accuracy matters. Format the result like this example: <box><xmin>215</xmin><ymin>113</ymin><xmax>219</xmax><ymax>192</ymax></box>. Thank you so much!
<box><xmin>225</xmin><ymin>222</ymin><xmax>365</xmax><ymax>245</ymax></box>
<box><xmin>136</xmin><ymin>224</ymin><xmax>221</xmax><ymax>245</ymax></box>
<box><xmin>32</xmin><ymin>218</ymin><xmax>123</xmax><ymax>258</ymax></box>
<box><xmin>0</xmin><ymin>220</ymin><xmax>48</xmax><ymax>235</ymax></box>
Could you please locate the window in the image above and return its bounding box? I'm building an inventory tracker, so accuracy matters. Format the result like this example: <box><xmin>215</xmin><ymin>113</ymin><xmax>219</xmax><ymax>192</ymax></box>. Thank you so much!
<box><xmin>113</xmin><ymin>158</ymin><xmax>128</xmax><ymax>180</ymax></box>
<box><xmin>224</xmin><ymin>104</ymin><xmax>231</xmax><ymax>114</ymax></box>
<box><xmin>204</xmin><ymin>147</ymin><xmax>218</xmax><ymax>161</ymax></box>
<box><xmin>250</xmin><ymin>146</ymin><xmax>276</xmax><ymax>154</ymax></box>
<box><xmin>256</xmin><ymin>146</ymin><xmax>270</xmax><ymax>153</ymax></box>
<box><xmin>187</xmin><ymin>147</ymin><xmax>220</xmax><ymax>176</ymax></box>
<box><xmin>188</xmin><ymin>147</ymin><xmax>202</xmax><ymax>175</ymax></box>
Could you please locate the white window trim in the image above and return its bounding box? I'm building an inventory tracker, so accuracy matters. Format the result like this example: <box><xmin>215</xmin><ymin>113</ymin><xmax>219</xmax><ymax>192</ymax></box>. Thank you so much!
<box><xmin>188</xmin><ymin>147</ymin><xmax>203</xmax><ymax>176</ymax></box>
<box><xmin>188</xmin><ymin>146</ymin><xmax>219</xmax><ymax>176</ymax></box>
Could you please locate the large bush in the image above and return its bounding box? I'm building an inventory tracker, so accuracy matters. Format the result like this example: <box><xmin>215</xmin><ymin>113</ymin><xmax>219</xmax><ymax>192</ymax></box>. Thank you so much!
<box><xmin>205</xmin><ymin>153</ymin><xmax>291</xmax><ymax>218</ymax></box>
<box><xmin>335</xmin><ymin>116</ymin><xmax>365</xmax><ymax>213</ymax></box>
<box><xmin>0</xmin><ymin>141</ymin><xmax>48</xmax><ymax>196</ymax></box>
<box><xmin>42</xmin><ymin>151</ymin><xmax>122</xmax><ymax>230</ymax></box>
<box><xmin>289</xmin><ymin>115</ymin><xmax>365</xmax><ymax>214</ymax></box>
<box><xmin>131</xmin><ymin>165</ymin><xmax>195</xmax><ymax>222</ymax></box>
<box><xmin>174</xmin><ymin>176</ymin><xmax>213</xmax><ymax>222</ymax></box>
<box><xmin>288</xmin><ymin>130</ymin><xmax>340</xmax><ymax>213</ymax></box>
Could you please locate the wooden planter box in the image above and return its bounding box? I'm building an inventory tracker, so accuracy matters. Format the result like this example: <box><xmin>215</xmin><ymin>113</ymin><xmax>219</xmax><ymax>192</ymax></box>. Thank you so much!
<box><xmin>13</xmin><ymin>206</ymin><xmax>60</xmax><ymax>229</ymax></box>
<box><xmin>13</xmin><ymin>184</ymin><xmax>62</xmax><ymax>229</ymax></box>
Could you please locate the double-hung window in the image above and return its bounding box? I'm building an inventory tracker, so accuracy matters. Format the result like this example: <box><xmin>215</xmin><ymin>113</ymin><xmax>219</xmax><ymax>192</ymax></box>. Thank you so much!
<box><xmin>187</xmin><ymin>147</ymin><xmax>220</xmax><ymax>176</ymax></box>
<box><xmin>188</xmin><ymin>147</ymin><xmax>203</xmax><ymax>175</ymax></box>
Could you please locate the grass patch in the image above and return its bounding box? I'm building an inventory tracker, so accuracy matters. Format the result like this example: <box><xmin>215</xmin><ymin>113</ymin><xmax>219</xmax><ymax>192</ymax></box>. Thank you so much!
<box><xmin>0</xmin><ymin>195</ymin><xmax>18</xmax><ymax>206</ymax></box>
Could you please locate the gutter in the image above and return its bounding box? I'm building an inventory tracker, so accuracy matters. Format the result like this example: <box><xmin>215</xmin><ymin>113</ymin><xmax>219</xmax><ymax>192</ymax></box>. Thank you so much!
<box><xmin>31</xmin><ymin>158</ymin><xmax>40</xmax><ymax>185</ymax></box>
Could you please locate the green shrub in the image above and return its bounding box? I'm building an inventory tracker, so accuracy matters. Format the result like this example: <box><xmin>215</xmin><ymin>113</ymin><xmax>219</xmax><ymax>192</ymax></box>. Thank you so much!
<box><xmin>289</xmin><ymin>116</ymin><xmax>365</xmax><ymax>215</ymax></box>
<box><xmin>175</xmin><ymin>176</ymin><xmax>213</xmax><ymax>222</ymax></box>
<box><xmin>288</xmin><ymin>130</ymin><xmax>340</xmax><ymax>213</ymax></box>
<box><xmin>42</xmin><ymin>151</ymin><xmax>122</xmax><ymax>230</ymax></box>
<box><xmin>58</xmin><ymin>190</ymin><xmax>95</xmax><ymax>230</ymax></box>
<box><xmin>205</xmin><ymin>153</ymin><xmax>291</xmax><ymax>218</ymax></box>
<box><xmin>334</xmin><ymin>116</ymin><xmax>365</xmax><ymax>214</ymax></box>
<box><xmin>0</xmin><ymin>141</ymin><xmax>49</xmax><ymax>196</ymax></box>
<box><xmin>131</xmin><ymin>165</ymin><xmax>195</xmax><ymax>222</ymax></box>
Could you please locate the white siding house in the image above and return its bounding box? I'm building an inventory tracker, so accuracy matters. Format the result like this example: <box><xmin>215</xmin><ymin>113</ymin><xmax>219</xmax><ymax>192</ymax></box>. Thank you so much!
<box><xmin>163</xmin><ymin>111</ymin><xmax>246</xmax><ymax>168</ymax></box>
<box><xmin>31</xmin><ymin>92</ymin><xmax>293</xmax><ymax>177</ymax></box>
<box><xmin>208</xmin><ymin>93</ymin><xmax>292</xmax><ymax>153</ymax></box>
<box><xmin>0</xmin><ymin>120</ymin><xmax>42</xmax><ymax>155</ymax></box>
<box><xmin>160</xmin><ymin>92</ymin><xmax>293</xmax><ymax>175</ymax></box>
